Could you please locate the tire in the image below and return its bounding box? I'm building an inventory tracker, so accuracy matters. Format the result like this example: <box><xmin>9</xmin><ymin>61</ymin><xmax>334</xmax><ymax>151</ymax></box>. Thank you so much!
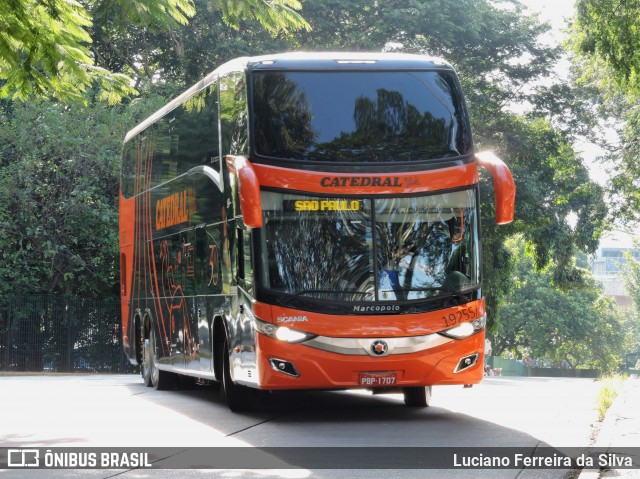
<box><xmin>147</xmin><ymin>326</ymin><xmax>174</xmax><ymax>391</ymax></box>
<box><xmin>222</xmin><ymin>338</ymin><xmax>256</xmax><ymax>412</ymax></box>
<box><xmin>141</xmin><ymin>335</ymin><xmax>153</xmax><ymax>388</ymax></box>
<box><xmin>403</xmin><ymin>386</ymin><xmax>432</xmax><ymax>407</ymax></box>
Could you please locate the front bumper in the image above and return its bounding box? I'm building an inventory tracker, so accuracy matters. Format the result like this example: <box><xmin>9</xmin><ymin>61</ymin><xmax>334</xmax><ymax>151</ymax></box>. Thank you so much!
<box><xmin>255</xmin><ymin>330</ymin><xmax>484</xmax><ymax>390</ymax></box>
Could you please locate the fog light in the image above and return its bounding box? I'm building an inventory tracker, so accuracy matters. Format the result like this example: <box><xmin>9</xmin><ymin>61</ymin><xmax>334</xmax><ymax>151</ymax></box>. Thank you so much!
<box><xmin>454</xmin><ymin>353</ymin><xmax>479</xmax><ymax>373</ymax></box>
<box><xmin>269</xmin><ymin>358</ymin><xmax>300</xmax><ymax>377</ymax></box>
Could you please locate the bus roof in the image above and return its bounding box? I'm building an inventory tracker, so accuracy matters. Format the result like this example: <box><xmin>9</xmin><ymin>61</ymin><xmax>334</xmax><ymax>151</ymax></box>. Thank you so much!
<box><xmin>124</xmin><ymin>52</ymin><xmax>454</xmax><ymax>143</ymax></box>
<box><xmin>245</xmin><ymin>52</ymin><xmax>454</xmax><ymax>71</ymax></box>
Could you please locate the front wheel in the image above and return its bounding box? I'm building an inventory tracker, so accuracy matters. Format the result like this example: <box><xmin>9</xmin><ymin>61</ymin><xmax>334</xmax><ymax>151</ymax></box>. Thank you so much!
<box><xmin>403</xmin><ymin>386</ymin><xmax>432</xmax><ymax>407</ymax></box>
<box><xmin>222</xmin><ymin>338</ymin><xmax>256</xmax><ymax>412</ymax></box>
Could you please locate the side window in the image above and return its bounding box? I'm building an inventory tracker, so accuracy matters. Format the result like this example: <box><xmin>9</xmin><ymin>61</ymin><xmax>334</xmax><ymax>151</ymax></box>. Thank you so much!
<box><xmin>220</xmin><ymin>72</ymin><xmax>248</xmax><ymax>157</ymax></box>
<box><xmin>235</xmin><ymin>226</ymin><xmax>254</xmax><ymax>294</ymax></box>
<box><xmin>122</xmin><ymin>133</ymin><xmax>150</xmax><ymax>197</ymax></box>
<box><xmin>121</xmin><ymin>141</ymin><xmax>135</xmax><ymax>198</ymax></box>
<box><xmin>151</xmin><ymin>83</ymin><xmax>220</xmax><ymax>188</ymax></box>
<box><xmin>179</xmin><ymin>83</ymin><xmax>220</xmax><ymax>169</ymax></box>
<box><xmin>243</xmin><ymin>228</ymin><xmax>253</xmax><ymax>293</ymax></box>
<box><xmin>234</xmin><ymin>226</ymin><xmax>243</xmax><ymax>282</ymax></box>
<box><xmin>154</xmin><ymin>113</ymin><xmax>179</xmax><ymax>186</ymax></box>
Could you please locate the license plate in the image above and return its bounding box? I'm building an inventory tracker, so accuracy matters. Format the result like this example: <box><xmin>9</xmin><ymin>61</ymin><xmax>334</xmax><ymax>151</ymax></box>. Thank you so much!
<box><xmin>359</xmin><ymin>371</ymin><xmax>397</xmax><ymax>387</ymax></box>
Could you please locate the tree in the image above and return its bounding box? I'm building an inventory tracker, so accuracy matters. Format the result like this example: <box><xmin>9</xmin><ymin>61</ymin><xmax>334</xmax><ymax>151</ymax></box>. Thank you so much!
<box><xmin>571</xmin><ymin>0</ymin><xmax>640</xmax><ymax>95</ymax></box>
<box><xmin>622</xmin><ymin>249</ymin><xmax>640</xmax><ymax>356</ymax></box>
<box><xmin>0</xmin><ymin>95</ymin><xmax>166</xmax><ymax>297</ymax></box>
<box><xmin>0</xmin><ymin>0</ymin><xmax>308</xmax><ymax>104</ymax></box>
<box><xmin>478</xmin><ymin>114</ymin><xmax>607</xmax><ymax>328</ymax></box>
<box><xmin>494</xmin><ymin>236</ymin><xmax>625</xmax><ymax>374</ymax></box>
<box><xmin>568</xmin><ymin>0</ymin><xmax>640</xmax><ymax>223</ymax></box>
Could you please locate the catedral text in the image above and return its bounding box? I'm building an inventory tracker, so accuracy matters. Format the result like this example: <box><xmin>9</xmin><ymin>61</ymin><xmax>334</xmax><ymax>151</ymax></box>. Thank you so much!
<box><xmin>155</xmin><ymin>188</ymin><xmax>195</xmax><ymax>230</ymax></box>
<box><xmin>320</xmin><ymin>176</ymin><xmax>402</xmax><ymax>187</ymax></box>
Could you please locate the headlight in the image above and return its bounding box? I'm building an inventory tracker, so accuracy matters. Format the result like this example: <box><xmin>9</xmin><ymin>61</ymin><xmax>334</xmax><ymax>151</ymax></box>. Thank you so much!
<box><xmin>254</xmin><ymin>318</ymin><xmax>316</xmax><ymax>344</ymax></box>
<box><xmin>441</xmin><ymin>314</ymin><xmax>486</xmax><ymax>339</ymax></box>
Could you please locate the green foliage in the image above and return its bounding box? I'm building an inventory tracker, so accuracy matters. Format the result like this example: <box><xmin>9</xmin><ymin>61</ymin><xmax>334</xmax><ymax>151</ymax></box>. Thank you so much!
<box><xmin>571</xmin><ymin>0</ymin><xmax>640</xmax><ymax>95</ymax></box>
<box><xmin>211</xmin><ymin>0</ymin><xmax>310</xmax><ymax>34</ymax></box>
<box><xmin>92</xmin><ymin>0</ymin><xmax>196</xmax><ymax>31</ymax></box>
<box><xmin>0</xmin><ymin>0</ymin><xmax>138</xmax><ymax>104</ymax></box>
<box><xmin>0</xmin><ymin>95</ymin><xmax>166</xmax><ymax>297</ymax></box>
<box><xmin>607</xmin><ymin>99</ymin><xmax>640</xmax><ymax>222</ymax></box>
<box><xmin>90</xmin><ymin>0</ymin><xmax>307</xmax><ymax>87</ymax></box>
<box><xmin>621</xmin><ymin>249</ymin><xmax>640</xmax><ymax>355</ymax></box>
<box><xmin>0</xmin><ymin>0</ymin><xmax>308</xmax><ymax>104</ymax></box>
<box><xmin>568</xmin><ymin>1</ymin><xmax>640</xmax><ymax>223</ymax></box>
<box><xmin>478</xmin><ymin>115</ymin><xmax>607</xmax><ymax>329</ymax></box>
<box><xmin>596</xmin><ymin>374</ymin><xmax>625</xmax><ymax>421</ymax></box>
<box><xmin>493</xmin><ymin>236</ymin><xmax>625</xmax><ymax>374</ymax></box>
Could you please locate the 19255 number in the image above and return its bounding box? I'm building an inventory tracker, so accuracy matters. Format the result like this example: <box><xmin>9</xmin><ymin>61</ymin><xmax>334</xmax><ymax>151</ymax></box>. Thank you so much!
<box><xmin>442</xmin><ymin>306</ymin><xmax>477</xmax><ymax>327</ymax></box>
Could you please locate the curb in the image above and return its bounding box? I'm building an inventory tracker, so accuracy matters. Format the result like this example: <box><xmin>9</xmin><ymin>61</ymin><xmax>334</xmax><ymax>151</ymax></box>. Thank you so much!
<box><xmin>577</xmin><ymin>376</ymin><xmax>639</xmax><ymax>479</ymax></box>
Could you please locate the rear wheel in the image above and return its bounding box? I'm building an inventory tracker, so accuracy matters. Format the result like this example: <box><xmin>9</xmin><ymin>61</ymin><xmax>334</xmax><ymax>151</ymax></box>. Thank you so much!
<box><xmin>403</xmin><ymin>386</ymin><xmax>432</xmax><ymax>407</ymax></box>
<box><xmin>222</xmin><ymin>338</ymin><xmax>256</xmax><ymax>412</ymax></box>
<box><xmin>141</xmin><ymin>331</ymin><xmax>153</xmax><ymax>387</ymax></box>
<box><xmin>147</xmin><ymin>327</ymin><xmax>174</xmax><ymax>390</ymax></box>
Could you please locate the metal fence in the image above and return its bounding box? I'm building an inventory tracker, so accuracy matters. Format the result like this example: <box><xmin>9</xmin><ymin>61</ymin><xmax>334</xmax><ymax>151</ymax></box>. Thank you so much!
<box><xmin>0</xmin><ymin>295</ymin><xmax>135</xmax><ymax>373</ymax></box>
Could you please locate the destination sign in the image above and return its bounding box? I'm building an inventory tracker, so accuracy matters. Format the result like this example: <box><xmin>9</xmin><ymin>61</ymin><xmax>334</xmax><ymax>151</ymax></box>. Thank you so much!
<box><xmin>284</xmin><ymin>199</ymin><xmax>364</xmax><ymax>212</ymax></box>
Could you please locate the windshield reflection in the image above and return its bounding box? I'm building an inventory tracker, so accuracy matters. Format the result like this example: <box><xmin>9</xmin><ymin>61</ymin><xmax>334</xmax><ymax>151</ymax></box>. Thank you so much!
<box><xmin>252</xmin><ymin>71</ymin><xmax>471</xmax><ymax>162</ymax></box>
<box><xmin>260</xmin><ymin>190</ymin><xmax>478</xmax><ymax>304</ymax></box>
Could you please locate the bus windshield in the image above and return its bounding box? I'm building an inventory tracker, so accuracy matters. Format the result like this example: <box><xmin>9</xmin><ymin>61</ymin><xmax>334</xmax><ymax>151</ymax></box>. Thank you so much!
<box><xmin>252</xmin><ymin>70</ymin><xmax>472</xmax><ymax>163</ymax></box>
<box><xmin>259</xmin><ymin>189</ymin><xmax>479</xmax><ymax>303</ymax></box>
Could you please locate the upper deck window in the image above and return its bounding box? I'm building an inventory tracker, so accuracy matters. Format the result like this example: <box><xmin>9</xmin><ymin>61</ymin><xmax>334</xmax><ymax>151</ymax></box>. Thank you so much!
<box><xmin>252</xmin><ymin>70</ymin><xmax>471</xmax><ymax>163</ymax></box>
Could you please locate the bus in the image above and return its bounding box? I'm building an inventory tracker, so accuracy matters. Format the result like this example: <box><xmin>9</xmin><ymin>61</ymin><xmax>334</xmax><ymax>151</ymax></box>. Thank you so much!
<box><xmin>119</xmin><ymin>52</ymin><xmax>515</xmax><ymax>411</ymax></box>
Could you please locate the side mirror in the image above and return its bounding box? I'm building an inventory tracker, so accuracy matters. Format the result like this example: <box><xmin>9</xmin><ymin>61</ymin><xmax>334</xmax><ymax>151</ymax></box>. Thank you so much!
<box><xmin>226</xmin><ymin>155</ymin><xmax>263</xmax><ymax>228</ymax></box>
<box><xmin>476</xmin><ymin>151</ymin><xmax>515</xmax><ymax>225</ymax></box>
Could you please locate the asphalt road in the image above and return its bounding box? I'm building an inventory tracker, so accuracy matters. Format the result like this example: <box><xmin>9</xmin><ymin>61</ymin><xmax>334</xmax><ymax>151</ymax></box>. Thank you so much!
<box><xmin>0</xmin><ymin>374</ymin><xmax>602</xmax><ymax>478</ymax></box>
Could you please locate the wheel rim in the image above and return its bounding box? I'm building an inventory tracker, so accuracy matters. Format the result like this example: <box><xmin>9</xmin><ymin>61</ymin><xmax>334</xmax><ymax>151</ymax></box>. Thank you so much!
<box><xmin>149</xmin><ymin>329</ymin><xmax>159</xmax><ymax>385</ymax></box>
<box><xmin>142</xmin><ymin>339</ymin><xmax>151</xmax><ymax>380</ymax></box>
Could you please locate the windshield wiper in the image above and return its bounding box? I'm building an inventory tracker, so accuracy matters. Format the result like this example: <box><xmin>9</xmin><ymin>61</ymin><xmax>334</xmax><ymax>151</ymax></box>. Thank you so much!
<box><xmin>380</xmin><ymin>286</ymin><xmax>470</xmax><ymax>303</ymax></box>
<box><xmin>280</xmin><ymin>289</ymin><xmax>371</xmax><ymax>306</ymax></box>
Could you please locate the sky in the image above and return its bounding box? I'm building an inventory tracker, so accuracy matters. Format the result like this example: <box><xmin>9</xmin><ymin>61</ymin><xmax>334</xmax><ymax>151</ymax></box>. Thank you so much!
<box><xmin>520</xmin><ymin>0</ymin><xmax>575</xmax><ymax>35</ymax></box>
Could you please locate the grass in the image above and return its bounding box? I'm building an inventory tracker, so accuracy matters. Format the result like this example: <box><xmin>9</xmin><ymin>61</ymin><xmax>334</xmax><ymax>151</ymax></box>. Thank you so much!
<box><xmin>596</xmin><ymin>374</ymin><xmax>626</xmax><ymax>422</ymax></box>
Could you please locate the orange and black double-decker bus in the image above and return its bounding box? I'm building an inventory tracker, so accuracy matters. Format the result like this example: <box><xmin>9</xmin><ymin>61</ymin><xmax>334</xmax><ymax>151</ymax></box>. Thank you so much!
<box><xmin>120</xmin><ymin>52</ymin><xmax>515</xmax><ymax>411</ymax></box>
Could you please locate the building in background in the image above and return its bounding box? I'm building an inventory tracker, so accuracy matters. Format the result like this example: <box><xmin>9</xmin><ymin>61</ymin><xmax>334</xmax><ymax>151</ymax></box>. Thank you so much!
<box><xmin>591</xmin><ymin>231</ymin><xmax>639</xmax><ymax>307</ymax></box>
